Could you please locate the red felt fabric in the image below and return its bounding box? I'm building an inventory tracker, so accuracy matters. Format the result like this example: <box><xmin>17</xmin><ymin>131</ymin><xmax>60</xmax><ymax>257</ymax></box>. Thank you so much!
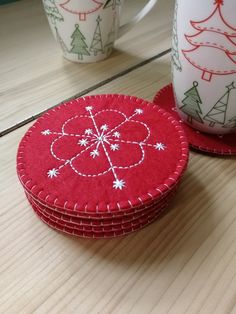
<box><xmin>17</xmin><ymin>94</ymin><xmax>188</xmax><ymax>213</ymax></box>
<box><xmin>30</xmin><ymin>197</ymin><xmax>167</xmax><ymax>239</ymax></box>
<box><xmin>30</xmin><ymin>196</ymin><xmax>169</xmax><ymax>232</ymax></box>
<box><xmin>27</xmin><ymin>187</ymin><xmax>176</xmax><ymax>227</ymax></box>
<box><xmin>153</xmin><ymin>85</ymin><xmax>236</xmax><ymax>155</ymax></box>
<box><xmin>25</xmin><ymin>182</ymin><xmax>178</xmax><ymax>219</ymax></box>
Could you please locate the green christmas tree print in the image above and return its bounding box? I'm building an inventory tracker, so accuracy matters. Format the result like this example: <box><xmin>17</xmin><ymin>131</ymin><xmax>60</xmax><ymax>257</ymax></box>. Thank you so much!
<box><xmin>171</xmin><ymin>1</ymin><xmax>182</xmax><ymax>72</ymax></box>
<box><xmin>223</xmin><ymin>116</ymin><xmax>236</xmax><ymax>129</ymax></box>
<box><xmin>180</xmin><ymin>81</ymin><xmax>203</xmax><ymax>124</ymax></box>
<box><xmin>43</xmin><ymin>0</ymin><xmax>64</xmax><ymax>25</ymax></box>
<box><xmin>204</xmin><ymin>82</ymin><xmax>236</xmax><ymax>127</ymax></box>
<box><xmin>103</xmin><ymin>0</ymin><xmax>121</xmax><ymax>9</ymax></box>
<box><xmin>70</xmin><ymin>24</ymin><xmax>90</xmax><ymax>60</ymax></box>
<box><xmin>90</xmin><ymin>16</ymin><xmax>104</xmax><ymax>56</ymax></box>
<box><xmin>55</xmin><ymin>27</ymin><xmax>68</xmax><ymax>54</ymax></box>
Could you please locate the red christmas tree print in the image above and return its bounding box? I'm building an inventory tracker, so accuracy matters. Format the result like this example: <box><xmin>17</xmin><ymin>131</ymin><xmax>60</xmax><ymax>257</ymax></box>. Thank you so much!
<box><xmin>60</xmin><ymin>0</ymin><xmax>103</xmax><ymax>21</ymax></box>
<box><xmin>182</xmin><ymin>0</ymin><xmax>236</xmax><ymax>81</ymax></box>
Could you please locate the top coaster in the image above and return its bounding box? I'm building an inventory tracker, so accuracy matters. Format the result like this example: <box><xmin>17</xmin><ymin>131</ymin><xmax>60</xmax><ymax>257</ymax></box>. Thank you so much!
<box><xmin>17</xmin><ymin>94</ymin><xmax>188</xmax><ymax>213</ymax></box>
<box><xmin>153</xmin><ymin>84</ymin><xmax>236</xmax><ymax>156</ymax></box>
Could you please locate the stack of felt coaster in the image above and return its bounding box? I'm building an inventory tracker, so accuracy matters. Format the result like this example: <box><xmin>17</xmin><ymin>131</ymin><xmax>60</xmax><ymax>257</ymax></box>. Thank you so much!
<box><xmin>17</xmin><ymin>94</ymin><xmax>189</xmax><ymax>238</ymax></box>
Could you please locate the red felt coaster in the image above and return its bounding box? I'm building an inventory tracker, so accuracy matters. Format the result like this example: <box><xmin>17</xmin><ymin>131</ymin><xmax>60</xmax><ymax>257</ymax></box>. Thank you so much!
<box><xmin>26</xmin><ymin>183</ymin><xmax>178</xmax><ymax>221</ymax></box>
<box><xmin>27</xmin><ymin>189</ymin><xmax>175</xmax><ymax>228</ymax></box>
<box><xmin>31</xmin><ymin>198</ymin><xmax>167</xmax><ymax>238</ymax></box>
<box><xmin>25</xmin><ymin>182</ymin><xmax>179</xmax><ymax>219</ymax></box>
<box><xmin>17</xmin><ymin>94</ymin><xmax>189</xmax><ymax>214</ymax></box>
<box><xmin>153</xmin><ymin>84</ymin><xmax>236</xmax><ymax>155</ymax></box>
<box><xmin>31</xmin><ymin>196</ymin><xmax>168</xmax><ymax>233</ymax></box>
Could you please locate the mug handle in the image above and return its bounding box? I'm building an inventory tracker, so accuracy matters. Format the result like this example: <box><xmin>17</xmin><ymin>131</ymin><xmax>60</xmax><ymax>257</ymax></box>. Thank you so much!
<box><xmin>117</xmin><ymin>0</ymin><xmax>158</xmax><ymax>39</ymax></box>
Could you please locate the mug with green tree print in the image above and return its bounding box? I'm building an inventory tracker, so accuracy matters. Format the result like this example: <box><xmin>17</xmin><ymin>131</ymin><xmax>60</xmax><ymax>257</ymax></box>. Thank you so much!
<box><xmin>42</xmin><ymin>0</ymin><xmax>157</xmax><ymax>63</ymax></box>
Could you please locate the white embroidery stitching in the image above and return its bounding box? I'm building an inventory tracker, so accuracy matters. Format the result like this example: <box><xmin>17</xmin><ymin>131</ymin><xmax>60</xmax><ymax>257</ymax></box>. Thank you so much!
<box><xmin>41</xmin><ymin>106</ymin><xmax>167</xmax><ymax>190</ymax></box>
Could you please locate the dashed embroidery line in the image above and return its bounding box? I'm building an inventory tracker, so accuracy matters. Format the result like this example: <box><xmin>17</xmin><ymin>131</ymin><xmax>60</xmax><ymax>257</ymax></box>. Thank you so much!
<box><xmin>26</xmin><ymin>186</ymin><xmax>174</xmax><ymax>220</ymax></box>
<box><xmin>32</xmin><ymin>196</ymin><xmax>166</xmax><ymax>235</ymax></box>
<box><xmin>195</xmin><ymin>26</ymin><xmax>236</xmax><ymax>36</ymax></box>
<box><xmin>41</xmin><ymin>106</ymin><xmax>167</xmax><ymax>190</ymax></box>
<box><xmin>17</xmin><ymin>94</ymin><xmax>189</xmax><ymax>213</ymax></box>
<box><xmin>183</xmin><ymin>51</ymin><xmax>236</xmax><ymax>73</ymax></box>
<box><xmin>189</xmin><ymin>40</ymin><xmax>232</xmax><ymax>52</ymax></box>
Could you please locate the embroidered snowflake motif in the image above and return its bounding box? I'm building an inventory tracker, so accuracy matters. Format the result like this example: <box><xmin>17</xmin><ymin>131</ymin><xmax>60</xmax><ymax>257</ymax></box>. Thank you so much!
<box><xmin>41</xmin><ymin>129</ymin><xmax>51</xmax><ymax>135</ymax></box>
<box><xmin>90</xmin><ymin>149</ymin><xmax>99</xmax><ymax>158</ymax></box>
<box><xmin>113</xmin><ymin>179</ymin><xmax>125</xmax><ymax>190</ymax></box>
<box><xmin>154</xmin><ymin>143</ymin><xmax>166</xmax><ymax>151</ymax></box>
<box><xmin>110</xmin><ymin>144</ymin><xmax>119</xmax><ymax>151</ymax></box>
<box><xmin>85</xmin><ymin>128</ymin><xmax>93</xmax><ymax>135</ymax></box>
<box><xmin>47</xmin><ymin>168</ymin><xmax>59</xmax><ymax>178</ymax></box>
<box><xmin>135</xmin><ymin>108</ymin><xmax>143</xmax><ymax>115</ymax></box>
<box><xmin>101</xmin><ymin>124</ymin><xmax>108</xmax><ymax>131</ymax></box>
<box><xmin>79</xmin><ymin>138</ymin><xmax>89</xmax><ymax>146</ymax></box>
<box><xmin>42</xmin><ymin>107</ymin><xmax>167</xmax><ymax>190</ymax></box>
<box><xmin>113</xmin><ymin>131</ymin><xmax>120</xmax><ymax>138</ymax></box>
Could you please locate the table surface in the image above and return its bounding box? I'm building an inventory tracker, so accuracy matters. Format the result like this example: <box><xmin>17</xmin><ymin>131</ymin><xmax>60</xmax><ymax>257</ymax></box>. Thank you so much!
<box><xmin>1</xmin><ymin>1</ymin><xmax>236</xmax><ymax>313</ymax></box>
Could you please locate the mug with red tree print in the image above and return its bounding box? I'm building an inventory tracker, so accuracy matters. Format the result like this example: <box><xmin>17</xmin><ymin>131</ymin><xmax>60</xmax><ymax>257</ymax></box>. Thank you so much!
<box><xmin>172</xmin><ymin>0</ymin><xmax>236</xmax><ymax>134</ymax></box>
<box><xmin>42</xmin><ymin>0</ymin><xmax>157</xmax><ymax>63</ymax></box>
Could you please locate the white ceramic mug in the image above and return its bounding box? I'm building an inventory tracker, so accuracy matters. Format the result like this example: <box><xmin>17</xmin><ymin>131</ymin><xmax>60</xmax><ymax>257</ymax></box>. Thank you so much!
<box><xmin>172</xmin><ymin>0</ymin><xmax>236</xmax><ymax>134</ymax></box>
<box><xmin>42</xmin><ymin>0</ymin><xmax>157</xmax><ymax>63</ymax></box>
